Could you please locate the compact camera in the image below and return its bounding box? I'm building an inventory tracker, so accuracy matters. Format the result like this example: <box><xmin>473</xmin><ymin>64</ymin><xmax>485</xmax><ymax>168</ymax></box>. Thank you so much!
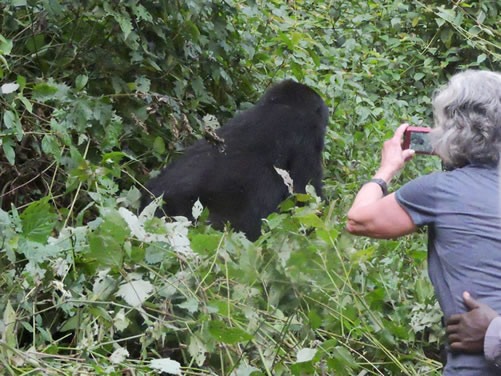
<box><xmin>403</xmin><ymin>126</ymin><xmax>433</xmax><ymax>155</ymax></box>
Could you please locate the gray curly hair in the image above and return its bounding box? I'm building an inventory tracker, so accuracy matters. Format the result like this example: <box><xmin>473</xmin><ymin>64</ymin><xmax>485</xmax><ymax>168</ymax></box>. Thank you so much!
<box><xmin>430</xmin><ymin>70</ymin><xmax>501</xmax><ymax>168</ymax></box>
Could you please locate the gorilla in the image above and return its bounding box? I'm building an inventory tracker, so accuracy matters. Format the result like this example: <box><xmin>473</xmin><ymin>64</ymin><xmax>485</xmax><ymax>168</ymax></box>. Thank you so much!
<box><xmin>142</xmin><ymin>80</ymin><xmax>329</xmax><ymax>240</ymax></box>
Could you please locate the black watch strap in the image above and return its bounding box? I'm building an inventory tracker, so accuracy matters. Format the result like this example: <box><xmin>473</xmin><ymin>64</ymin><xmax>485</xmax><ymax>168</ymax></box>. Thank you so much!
<box><xmin>367</xmin><ymin>178</ymin><xmax>388</xmax><ymax>196</ymax></box>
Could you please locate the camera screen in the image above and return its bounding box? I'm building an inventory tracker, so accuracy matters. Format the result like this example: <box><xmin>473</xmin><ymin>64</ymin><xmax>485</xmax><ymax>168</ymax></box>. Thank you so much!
<box><xmin>410</xmin><ymin>132</ymin><xmax>432</xmax><ymax>153</ymax></box>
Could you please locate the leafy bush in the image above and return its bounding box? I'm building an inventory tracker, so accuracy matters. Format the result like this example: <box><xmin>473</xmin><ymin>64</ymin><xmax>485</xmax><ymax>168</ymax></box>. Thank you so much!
<box><xmin>0</xmin><ymin>0</ymin><xmax>499</xmax><ymax>374</ymax></box>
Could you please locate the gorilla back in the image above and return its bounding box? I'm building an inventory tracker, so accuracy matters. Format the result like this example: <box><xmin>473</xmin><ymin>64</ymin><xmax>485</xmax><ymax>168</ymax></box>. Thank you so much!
<box><xmin>143</xmin><ymin>80</ymin><xmax>329</xmax><ymax>240</ymax></box>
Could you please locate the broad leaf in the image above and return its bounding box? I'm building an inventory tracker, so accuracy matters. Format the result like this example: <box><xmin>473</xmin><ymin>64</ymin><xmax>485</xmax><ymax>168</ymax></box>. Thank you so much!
<box><xmin>20</xmin><ymin>197</ymin><xmax>57</xmax><ymax>243</ymax></box>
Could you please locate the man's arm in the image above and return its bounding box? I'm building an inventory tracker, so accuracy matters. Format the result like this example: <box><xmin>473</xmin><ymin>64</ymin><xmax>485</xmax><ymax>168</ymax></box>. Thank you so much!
<box><xmin>446</xmin><ymin>291</ymin><xmax>500</xmax><ymax>366</ymax></box>
<box><xmin>346</xmin><ymin>123</ymin><xmax>417</xmax><ymax>238</ymax></box>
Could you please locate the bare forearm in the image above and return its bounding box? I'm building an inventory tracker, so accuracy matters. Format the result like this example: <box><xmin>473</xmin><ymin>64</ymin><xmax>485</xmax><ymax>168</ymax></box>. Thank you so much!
<box><xmin>349</xmin><ymin>167</ymin><xmax>395</xmax><ymax>212</ymax></box>
<box><xmin>346</xmin><ymin>180</ymin><xmax>390</xmax><ymax>237</ymax></box>
<box><xmin>345</xmin><ymin>124</ymin><xmax>417</xmax><ymax>238</ymax></box>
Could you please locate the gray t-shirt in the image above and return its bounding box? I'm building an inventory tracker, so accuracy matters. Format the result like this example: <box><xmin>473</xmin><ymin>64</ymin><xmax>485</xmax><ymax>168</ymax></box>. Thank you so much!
<box><xmin>396</xmin><ymin>164</ymin><xmax>501</xmax><ymax>375</ymax></box>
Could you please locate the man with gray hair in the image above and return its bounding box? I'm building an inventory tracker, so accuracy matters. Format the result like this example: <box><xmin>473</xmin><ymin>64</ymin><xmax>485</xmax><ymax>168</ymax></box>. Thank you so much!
<box><xmin>346</xmin><ymin>69</ymin><xmax>501</xmax><ymax>375</ymax></box>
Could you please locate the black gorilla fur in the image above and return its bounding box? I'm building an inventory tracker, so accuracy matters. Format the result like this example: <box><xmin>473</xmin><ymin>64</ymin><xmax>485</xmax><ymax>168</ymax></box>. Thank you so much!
<box><xmin>142</xmin><ymin>80</ymin><xmax>329</xmax><ymax>240</ymax></box>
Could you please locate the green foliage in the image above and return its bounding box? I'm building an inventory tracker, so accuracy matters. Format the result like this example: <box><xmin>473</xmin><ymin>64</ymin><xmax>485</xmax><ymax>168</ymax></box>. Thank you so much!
<box><xmin>0</xmin><ymin>0</ymin><xmax>499</xmax><ymax>374</ymax></box>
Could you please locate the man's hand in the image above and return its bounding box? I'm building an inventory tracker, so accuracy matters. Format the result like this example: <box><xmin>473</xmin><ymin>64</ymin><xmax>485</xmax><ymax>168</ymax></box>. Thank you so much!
<box><xmin>446</xmin><ymin>291</ymin><xmax>498</xmax><ymax>353</ymax></box>
<box><xmin>374</xmin><ymin>123</ymin><xmax>415</xmax><ymax>183</ymax></box>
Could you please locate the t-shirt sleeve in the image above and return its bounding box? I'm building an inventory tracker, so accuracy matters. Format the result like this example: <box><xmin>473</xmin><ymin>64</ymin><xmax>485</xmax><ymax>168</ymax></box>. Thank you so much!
<box><xmin>484</xmin><ymin>316</ymin><xmax>501</xmax><ymax>367</ymax></box>
<box><xmin>395</xmin><ymin>173</ymin><xmax>440</xmax><ymax>226</ymax></box>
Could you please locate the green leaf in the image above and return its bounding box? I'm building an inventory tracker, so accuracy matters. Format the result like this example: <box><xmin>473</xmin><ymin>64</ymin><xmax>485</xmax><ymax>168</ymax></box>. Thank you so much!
<box><xmin>295</xmin><ymin>211</ymin><xmax>324</xmax><ymax>229</ymax></box>
<box><xmin>390</xmin><ymin>17</ymin><xmax>401</xmax><ymax>28</ymax></box>
<box><xmin>60</xmin><ymin>315</ymin><xmax>79</xmax><ymax>332</ymax></box>
<box><xmin>91</xmin><ymin>272</ymin><xmax>117</xmax><ymax>301</ymax></box>
<box><xmin>290</xmin><ymin>360</ymin><xmax>315</xmax><ymax>375</ymax></box>
<box><xmin>2</xmin><ymin>139</ymin><xmax>16</xmax><ymax>165</ymax></box>
<box><xmin>88</xmin><ymin>210</ymin><xmax>129</xmax><ymax>268</ymax></box>
<box><xmin>190</xmin><ymin>233</ymin><xmax>221</xmax><ymax>254</ymax></box>
<box><xmin>132</xmin><ymin>4</ymin><xmax>153</xmax><ymax>22</ymax></box>
<box><xmin>208</xmin><ymin>321</ymin><xmax>253</xmax><ymax>344</ymax></box>
<box><xmin>177</xmin><ymin>298</ymin><xmax>199</xmax><ymax>314</ymax></box>
<box><xmin>32</xmin><ymin>82</ymin><xmax>58</xmax><ymax>98</ymax></box>
<box><xmin>25</xmin><ymin>34</ymin><xmax>46</xmax><ymax>54</ymax></box>
<box><xmin>44</xmin><ymin>0</ymin><xmax>63</xmax><ymax>16</ymax></box>
<box><xmin>476</xmin><ymin>10</ymin><xmax>486</xmax><ymax>25</ymax></box>
<box><xmin>0</xmin><ymin>34</ymin><xmax>13</xmax><ymax>54</ymax></box>
<box><xmin>153</xmin><ymin>136</ymin><xmax>166</xmax><ymax>155</ymax></box>
<box><xmin>11</xmin><ymin>0</ymin><xmax>27</xmax><ymax>7</ymax></box>
<box><xmin>188</xmin><ymin>335</ymin><xmax>207</xmax><ymax>367</ymax></box>
<box><xmin>18</xmin><ymin>95</ymin><xmax>33</xmax><ymax>113</ymax></box>
<box><xmin>116</xmin><ymin>277</ymin><xmax>154</xmax><ymax>307</ymax></box>
<box><xmin>102</xmin><ymin>151</ymin><xmax>126</xmax><ymax>165</ymax></box>
<box><xmin>207</xmin><ymin>300</ymin><xmax>229</xmax><ymax>316</ymax></box>
<box><xmin>2</xmin><ymin>109</ymin><xmax>23</xmax><ymax>140</ymax></box>
<box><xmin>135</xmin><ymin>76</ymin><xmax>150</xmax><ymax>92</ymax></box>
<box><xmin>308</xmin><ymin>310</ymin><xmax>323</xmax><ymax>330</ymax></box>
<box><xmin>437</xmin><ymin>8</ymin><xmax>456</xmax><ymax>24</ymax></box>
<box><xmin>20</xmin><ymin>197</ymin><xmax>57</xmax><ymax>243</ymax></box>
<box><xmin>32</xmin><ymin>80</ymin><xmax>69</xmax><ymax>101</ymax></box>
<box><xmin>3</xmin><ymin>110</ymin><xmax>16</xmax><ymax>129</ymax></box>
<box><xmin>414</xmin><ymin>72</ymin><xmax>425</xmax><ymax>81</ymax></box>
<box><xmin>325</xmin><ymin>346</ymin><xmax>359</xmax><ymax>373</ymax></box>
<box><xmin>3</xmin><ymin>300</ymin><xmax>17</xmax><ymax>348</ymax></box>
<box><xmin>191</xmin><ymin>76</ymin><xmax>205</xmax><ymax>97</ymax></box>
<box><xmin>76</xmin><ymin>74</ymin><xmax>89</xmax><ymax>90</ymax></box>
<box><xmin>145</xmin><ymin>244</ymin><xmax>166</xmax><ymax>264</ymax></box>
<box><xmin>476</xmin><ymin>53</ymin><xmax>486</xmax><ymax>64</ymax></box>
<box><xmin>42</xmin><ymin>134</ymin><xmax>62</xmax><ymax>160</ymax></box>
<box><xmin>106</xmin><ymin>7</ymin><xmax>133</xmax><ymax>39</ymax></box>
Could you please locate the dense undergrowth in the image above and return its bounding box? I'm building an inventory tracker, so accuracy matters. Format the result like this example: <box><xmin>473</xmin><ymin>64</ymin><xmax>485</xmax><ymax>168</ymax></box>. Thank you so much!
<box><xmin>0</xmin><ymin>0</ymin><xmax>499</xmax><ymax>375</ymax></box>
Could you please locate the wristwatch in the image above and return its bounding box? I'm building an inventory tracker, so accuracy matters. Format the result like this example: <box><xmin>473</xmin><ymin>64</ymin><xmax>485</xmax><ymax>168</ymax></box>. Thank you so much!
<box><xmin>367</xmin><ymin>178</ymin><xmax>388</xmax><ymax>196</ymax></box>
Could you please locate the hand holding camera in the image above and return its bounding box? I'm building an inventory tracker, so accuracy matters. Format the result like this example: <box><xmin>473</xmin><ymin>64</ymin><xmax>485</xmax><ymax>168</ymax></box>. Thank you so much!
<box><xmin>402</xmin><ymin>126</ymin><xmax>434</xmax><ymax>155</ymax></box>
<box><xmin>373</xmin><ymin>124</ymin><xmax>416</xmax><ymax>183</ymax></box>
